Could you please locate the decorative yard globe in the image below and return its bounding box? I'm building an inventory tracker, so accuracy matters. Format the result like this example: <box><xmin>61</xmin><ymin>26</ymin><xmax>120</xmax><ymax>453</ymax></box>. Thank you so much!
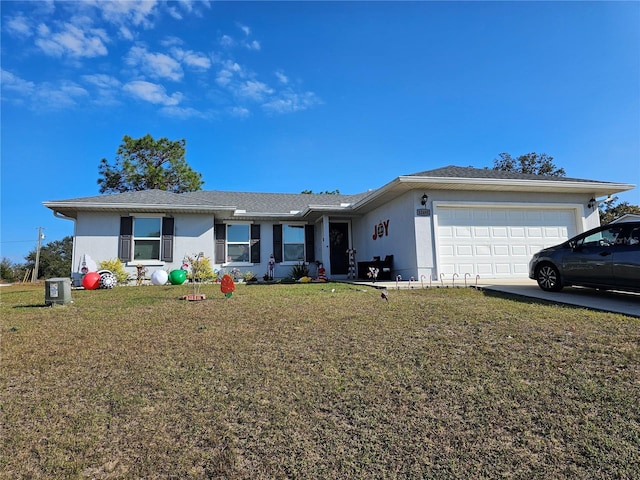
<box><xmin>150</xmin><ymin>270</ymin><xmax>169</xmax><ymax>286</ymax></box>
<box><xmin>169</xmin><ymin>269</ymin><xmax>187</xmax><ymax>285</ymax></box>
<box><xmin>98</xmin><ymin>271</ymin><xmax>117</xmax><ymax>289</ymax></box>
<box><xmin>82</xmin><ymin>271</ymin><xmax>101</xmax><ymax>290</ymax></box>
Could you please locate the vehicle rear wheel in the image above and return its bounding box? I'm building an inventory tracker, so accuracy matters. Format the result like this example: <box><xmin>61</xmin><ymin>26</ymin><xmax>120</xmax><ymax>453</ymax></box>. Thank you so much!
<box><xmin>536</xmin><ymin>264</ymin><xmax>563</xmax><ymax>292</ymax></box>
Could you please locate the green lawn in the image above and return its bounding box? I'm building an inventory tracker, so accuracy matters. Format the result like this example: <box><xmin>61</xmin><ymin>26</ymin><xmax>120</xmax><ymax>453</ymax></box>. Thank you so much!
<box><xmin>1</xmin><ymin>282</ymin><xmax>639</xmax><ymax>479</ymax></box>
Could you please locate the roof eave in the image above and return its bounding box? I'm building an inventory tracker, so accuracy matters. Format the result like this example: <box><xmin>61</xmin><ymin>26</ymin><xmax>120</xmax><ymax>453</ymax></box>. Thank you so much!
<box><xmin>351</xmin><ymin>176</ymin><xmax>635</xmax><ymax>212</ymax></box>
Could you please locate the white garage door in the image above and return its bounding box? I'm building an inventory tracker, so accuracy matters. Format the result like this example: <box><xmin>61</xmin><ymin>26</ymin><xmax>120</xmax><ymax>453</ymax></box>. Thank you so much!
<box><xmin>435</xmin><ymin>206</ymin><xmax>578</xmax><ymax>279</ymax></box>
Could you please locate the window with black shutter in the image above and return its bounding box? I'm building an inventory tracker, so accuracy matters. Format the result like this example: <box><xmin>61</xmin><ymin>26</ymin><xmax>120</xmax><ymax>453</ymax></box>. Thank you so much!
<box><xmin>119</xmin><ymin>216</ymin><xmax>133</xmax><ymax>262</ymax></box>
<box><xmin>215</xmin><ymin>223</ymin><xmax>226</xmax><ymax>264</ymax></box>
<box><xmin>251</xmin><ymin>224</ymin><xmax>261</xmax><ymax>263</ymax></box>
<box><xmin>161</xmin><ymin>217</ymin><xmax>174</xmax><ymax>263</ymax></box>
<box><xmin>273</xmin><ymin>224</ymin><xmax>283</xmax><ymax>263</ymax></box>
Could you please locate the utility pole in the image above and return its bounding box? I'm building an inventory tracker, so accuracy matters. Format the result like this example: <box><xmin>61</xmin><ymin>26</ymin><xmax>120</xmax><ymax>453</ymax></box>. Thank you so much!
<box><xmin>32</xmin><ymin>227</ymin><xmax>44</xmax><ymax>282</ymax></box>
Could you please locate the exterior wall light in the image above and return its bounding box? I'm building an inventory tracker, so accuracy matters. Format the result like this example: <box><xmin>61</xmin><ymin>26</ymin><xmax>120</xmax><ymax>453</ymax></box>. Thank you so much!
<box><xmin>588</xmin><ymin>197</ymin><xmax>596</xmax><ymax>209</ymax></box>
<box><xmin>421</xmin><ymin>194</ymin><xmax>429</xmax><ymax>206</ymax></box>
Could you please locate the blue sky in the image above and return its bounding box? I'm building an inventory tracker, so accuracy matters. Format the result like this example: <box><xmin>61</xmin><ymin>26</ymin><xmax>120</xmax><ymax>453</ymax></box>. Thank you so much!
<box><xmin>2</xmin><ymin>0</ymin><xmax>639</xmax><ymax>264</ymax></box>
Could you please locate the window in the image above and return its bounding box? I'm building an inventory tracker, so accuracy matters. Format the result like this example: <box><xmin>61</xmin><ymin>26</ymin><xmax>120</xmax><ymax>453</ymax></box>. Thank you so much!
<box><xmin>133</xmin><ymin>217</ymin><xmax>161</xmax><ymax>260</ymax></box>
<box><xmin>227</xmin><ymin>224</ymin><xmax>250</xmax><ymax>262</ymax></box>
<box><xmin>579</xmin><ymin>225</ymin><xmax>624</xmax><ymax>248</ymax></box>
<box><xmin>283</xmin><ymin>225</ymin><xmax>305</xmax><ymax>262</ymax></box>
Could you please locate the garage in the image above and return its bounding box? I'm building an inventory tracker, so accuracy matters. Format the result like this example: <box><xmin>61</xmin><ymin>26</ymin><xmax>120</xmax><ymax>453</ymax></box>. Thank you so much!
<box><xmin>434</xmin><ymin>205</ymin><xmax>579</xmax><ymax>278</ymax></box>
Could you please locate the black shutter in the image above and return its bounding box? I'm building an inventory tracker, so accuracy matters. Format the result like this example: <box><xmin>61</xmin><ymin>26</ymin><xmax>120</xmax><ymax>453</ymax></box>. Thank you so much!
<box><xmin>305</xmin><ymin>225</ymin><xmax>315</xmax><ymax>262</ymax></box>
<box><xmin>161</xmin><ymin>217</ymin><xmax>174</xmax><ymax>263</ymax></box>
<box><xmin>250</xmin><ymin>224</ymin><xmax>261</xmax><ymax>264</ymax></box>
<box><xmin>273</xmin><ymin>224</ymin><xmax>283</xmax><ymax>263</ymax></box>
<box><xmin>215</xmin><ymin>223</ymin><xmax>226</xmax><ymax>264</ymax></box>
<box><xmin>119</xmin><ymin>216</ymin><xmax>133</xmax><ymax>262</ymax></box>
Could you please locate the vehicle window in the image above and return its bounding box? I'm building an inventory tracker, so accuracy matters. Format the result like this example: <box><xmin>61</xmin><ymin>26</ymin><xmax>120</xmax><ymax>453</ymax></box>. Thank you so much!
<box><xmin>579</xmin><ymin>227</ymin><xmax>623</xmax><ymax>247</ymax></box>
<box><xmin>625</xmin><ymin>227</ymin><xmax>640</xmax><ymax>246</ymax></box>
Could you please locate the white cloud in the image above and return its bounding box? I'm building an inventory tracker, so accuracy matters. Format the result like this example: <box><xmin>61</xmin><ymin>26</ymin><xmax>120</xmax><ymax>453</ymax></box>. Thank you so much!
<box><xmin>90</xmin><ymin>0</ymin><xmax>159</xmax><ymax>29</ymax></box>
<box><xmin>82</xmin><ymin>73</ymin><xmax>121</xmax><ymax>89</ymax></box>
<box><xmin>238</xmin><ymin>80</ymin><xmax>273</xmax><ymax>102</ymax></box>
<box><xmin>246</xmin><ymin>40</ymin><xmax>261</xmax><ymax>51</ymax></box>
<box><xmin>36</xmin><ymin>81</ymin><xmax>90</xmax><ymax>109</ymax></box>
<box><xmin>1</xmin><ymin>70</ymin><xmax>90</xmax><ymax>109</ymax></box>
<box><xmin>118</xmin><ymin>25</ymin><xmax>134</xmax><ymax>41</ymax></box>
<box><xmin>82</xmin><ymin>74</ymin><xmax>122</xmax><ymax>105</ymax></box>
<box><xmin>1</xmin><ymin>70</ymin><xmax>36</xmax><ymax>96</ymax></box>
<box><xmin>34</xmin><ymin>21</ymin><xmax>109</xmax><ymax>58</ymax></box>
<box><xmin>125</xmin><ymin>45</ymin><xmax>183</xmax><ymax>81</ymax></box>
<box><xmin>238</xmin><ymin>24</ymin><xmax>251</xmax><ymax>36</ymax></box>
<box><xmin>167</xmin><ymin>5</ymin><xmax>183</xmax><ymax>20</ymax></box>
<box><xmin>123</xmin><ymin>80</ymin><xmax>182</xmax><ymax>106</ymax></box>
<box><xmin>5</xmin><ymin>14</ymin><xmax>32</xmax><ymax>38</ymax></box>
<box><xmin>275</xmin><ymin>70</ymin><xmax>289</xmax><ymax>85</ymax></box>
<box><xmin>228</xmin><ymin>106</ymin><xmax>251</xmax><ymax>118</ymax></box>
<box><xmin>160</xmin><ymin>105</ymin><xmax>206</xmax><ymax>119</ymax></box>
<box><xmin>171</xmin><ymin>48</ymin><xmax>212</xmax><ymax>70</ymax></box>
<box><xmin>220</xmin><ymin>35</ymin><xmax>234</xmax><ymax>48</ymax></box>
<box><xmin>215</xmin><ymin>60</ymin><xmax>243</xmax><ymax>86</ymax></box>
<box><xmin>262</xmin><ymin>91</ymin><xmax>322</xmax><ymax>114</ymax></box>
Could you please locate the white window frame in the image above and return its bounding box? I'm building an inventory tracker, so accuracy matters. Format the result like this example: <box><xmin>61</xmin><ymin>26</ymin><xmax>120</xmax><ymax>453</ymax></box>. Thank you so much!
<box><xmin>132</xmin><ymin>216</ymin><xmax>162</xmax><ymax>262</ymax></box>
<box><xmin>226</xmin><ymin>222</ymin><xmax>252</xmax><ymax>265</ymax></box>
<box><xmin>282</xmin><ymin>223</ymin><xmax>306</xmax><ymax>264</ymax></box>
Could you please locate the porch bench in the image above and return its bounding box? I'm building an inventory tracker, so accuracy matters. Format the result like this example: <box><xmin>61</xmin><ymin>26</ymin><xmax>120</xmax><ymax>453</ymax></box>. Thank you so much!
<box><xmin>357</xmin><ymin>255</ymin><xmax>393</xmax><ymax>281</ymax></box>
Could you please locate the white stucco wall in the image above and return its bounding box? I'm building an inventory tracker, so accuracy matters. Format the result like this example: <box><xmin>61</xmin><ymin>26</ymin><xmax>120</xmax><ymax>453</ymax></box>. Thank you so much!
<box><xmin>352</xmin><ymin>191</ymin><xmax>418</xmax><ymax>280</ymax></box>
<box><xmin>72</xmin><ymin>212</ymin><xmax>215</xmax><ymax>285</ymax></box>
<box><xmin>70</xmin><ymin>188</ymin><xmax>599</xmax><ymax>284</ymax></box>
<box><xmin>352</xmin><ymin>189</ymin><xmax>598</xmax><ymax>281</ymax></box>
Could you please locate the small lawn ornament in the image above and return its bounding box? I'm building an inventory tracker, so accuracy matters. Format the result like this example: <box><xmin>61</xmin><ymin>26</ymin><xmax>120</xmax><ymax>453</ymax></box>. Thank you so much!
<box><xmin>169</xmin><ymin>269</ymin><xmax>187</xmax><ymax>285</ymax></box>
<box><xmin>346</xmin><ymin>248</ymin><xmax>357</xmax><ymax>279</ymax></box>
<box><xmin>221</xmin><ymin>274</ymin><xmax>235</xmax><ymax>298</ymax></box>
<box><xmin>380</xmin><ymin>288</ymin><xmax>389</xmax><ymax>303</ymax></box>
<box><xmin>136</xmin><ymin>264</ymin><xmax>147</xmax><ymax>285</ymax></box>
<box><xmin>268</xmin><ymin>254</ymin><xmax>275</xmax><ymax>280</ymax></box>
<box><xmin>150</xmin><ymin>270</ymin><xmax>168</xmax><ymax>286</ymax></box>
<box><xmin>316</xmin><ymin>262</ymin><xmax>327</xmax><ymax>282</ymax></box>
<box><xmin>367</xmin><ymin>266</ymin><xmax>379</xmax><ymax>283</ymax></box>
<box><xmin>82</xmin><ymin>271</ymin><xmax>101</xmax><ymax>290</ymax></box>
<box><xmin>79</xmin><ymin>254</ymin><xmax>97</xmax><ymax>276</ymax></box>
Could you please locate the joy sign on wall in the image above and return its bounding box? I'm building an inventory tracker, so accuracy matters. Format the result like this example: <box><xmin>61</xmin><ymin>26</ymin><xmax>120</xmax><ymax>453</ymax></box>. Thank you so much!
<box><xmin>372</xmin><ymin>219</ymin><xmax>390</xmax><ymax>240</ymax></box>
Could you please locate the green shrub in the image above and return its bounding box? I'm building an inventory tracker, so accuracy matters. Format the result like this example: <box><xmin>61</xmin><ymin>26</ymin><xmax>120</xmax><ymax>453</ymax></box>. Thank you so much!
<box><xmin>98</xmin><ymin>259</ymin><xmax>128</xmax><ymax>284</ymax></box>
<box><xmin>187</xmin><ymin>254</ymin><xmax>216</xmax><ymax>282</ymax></box>
<box><xmin>289</xmin><ymin>262</ymin><xmax>309</xmax><ymax>280</ymax></box>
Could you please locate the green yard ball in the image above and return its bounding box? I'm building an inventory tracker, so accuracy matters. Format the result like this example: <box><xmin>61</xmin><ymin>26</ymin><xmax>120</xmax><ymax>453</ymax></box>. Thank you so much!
<box><xmin>169</xmin><ymin>269</ymin><xmax>187</xmax><ymax>285</ymax></box>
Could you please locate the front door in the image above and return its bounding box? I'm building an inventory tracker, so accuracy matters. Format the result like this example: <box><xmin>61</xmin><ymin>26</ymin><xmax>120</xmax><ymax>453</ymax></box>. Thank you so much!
<box><xmin>329</xmin><ymin>222</ymin><xmax>349</xmax><ymax>275</ymax></box>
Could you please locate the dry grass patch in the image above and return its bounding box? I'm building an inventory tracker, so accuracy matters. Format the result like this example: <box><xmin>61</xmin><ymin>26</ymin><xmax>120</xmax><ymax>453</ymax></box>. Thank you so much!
<box><xmin>1</xmin><ymin>283</ymin><xmax>639</xmax><ymax>479</ymax></box>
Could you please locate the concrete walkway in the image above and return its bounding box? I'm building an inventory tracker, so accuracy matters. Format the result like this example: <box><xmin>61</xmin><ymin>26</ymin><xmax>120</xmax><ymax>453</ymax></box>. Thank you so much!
<box><xmin>346</xmin><ymin>278</ymin><xmax>640</xmax><ymax>318</ymax></box>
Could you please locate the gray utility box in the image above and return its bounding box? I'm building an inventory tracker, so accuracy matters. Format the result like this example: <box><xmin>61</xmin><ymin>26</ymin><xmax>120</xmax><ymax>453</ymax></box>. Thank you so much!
<box><xmin>45</xmin><ymin>278</ymin><xmax>72</xmax><ymax>305</ymax></box>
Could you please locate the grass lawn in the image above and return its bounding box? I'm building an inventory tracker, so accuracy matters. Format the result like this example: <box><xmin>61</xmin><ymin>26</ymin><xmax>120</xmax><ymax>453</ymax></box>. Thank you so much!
<box><xmin>1</xmin><ymin>282</ymin><xmax>639</xmax><ymax>479</ymax></box>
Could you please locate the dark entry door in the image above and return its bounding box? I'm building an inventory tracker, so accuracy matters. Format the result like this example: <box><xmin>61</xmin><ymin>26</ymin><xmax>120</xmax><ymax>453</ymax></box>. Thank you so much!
<box><xmin>329</xmin><ymin>222</ymin><xmax>349</xmax><ymax>275</ymax></box>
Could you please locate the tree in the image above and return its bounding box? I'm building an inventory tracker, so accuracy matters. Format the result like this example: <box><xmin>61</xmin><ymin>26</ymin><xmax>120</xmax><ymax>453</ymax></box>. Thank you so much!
<box><xmin>98</xmin><ymin>134</ymin><xmax>204</xmax><ymax>193</ymax></box>
<box><xmin>301</xmin><ymin>189</ymin><xmax>341</xmax><ymax>194</ymax></box>
<box><xmin>598</xmin><ymin>198</ymin><xmax>640</xmax><ymax>224</ymax></box>
<box><xmin>25</xmin><ymin>236</ymin><xmax>73</xmax><ymax>280</ymax></box>
<box><xmin>493</xmin><ymin>152</ymin><xmax>566</xmax><ymax>177</ymax></box>
<box><xmin>0</xmin><ymin>258</ymin><xmax>17</xmax><ymax>282</ymax></box>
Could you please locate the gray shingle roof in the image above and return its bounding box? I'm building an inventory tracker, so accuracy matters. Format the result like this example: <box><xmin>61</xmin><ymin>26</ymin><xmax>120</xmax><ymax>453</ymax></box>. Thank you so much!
<box><xmin>52</xmin><ymin>189</ymin><xmax>190</xmax><ymax>205</ymax></box>
<box><xmin>406</xmin><ymin>165</ymin><xmax>608</xmax><ymax>184</ymax></box>
<box><xmin>48</xmin><ymin>189</ymin><xmax>373</xmax><ymax>213</ymax></box>
<box><xmin>184</xmin><ymin>190</ymin><xmax>372</xmax><ymax>213</ymax></box>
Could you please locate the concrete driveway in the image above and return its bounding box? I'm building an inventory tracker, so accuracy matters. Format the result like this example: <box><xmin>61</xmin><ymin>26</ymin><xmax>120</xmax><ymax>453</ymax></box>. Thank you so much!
<box><xmin>477</xmin><ymin>279</ymin><xmax>640</xmax><ymax>318</ymax></box>
<box><xmin>348</xmin><ymin>278</ymin><xmax>640</xmax><ymax>318</ymax></box>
